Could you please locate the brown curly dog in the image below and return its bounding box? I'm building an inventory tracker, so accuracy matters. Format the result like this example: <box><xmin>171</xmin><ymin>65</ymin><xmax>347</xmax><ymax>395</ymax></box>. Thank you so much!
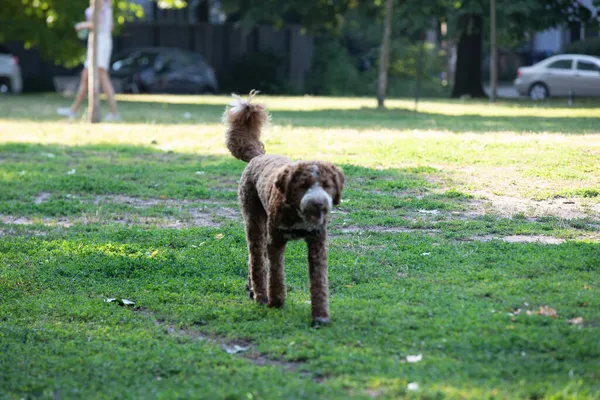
<box><xmin>223</xmin><ymin>91</ymin><xmax>344</xmax><ymax>325</ymax></box>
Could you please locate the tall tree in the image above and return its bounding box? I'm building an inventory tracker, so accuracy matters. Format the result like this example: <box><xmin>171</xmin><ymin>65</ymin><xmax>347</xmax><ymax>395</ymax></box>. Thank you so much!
<box><xmin>377</xmin><ymin>0</ymin><xmax>393</xmax><ymax>108</ymax></box>
<box><xmin>489</xmin><ymin>0</ymin><xmax>497</xmax><ymax>102</ymax></box>
<box><xmin>447</xmin><ymin>0</ymin><xmax>599</xmax><ymax>98</ymax></box>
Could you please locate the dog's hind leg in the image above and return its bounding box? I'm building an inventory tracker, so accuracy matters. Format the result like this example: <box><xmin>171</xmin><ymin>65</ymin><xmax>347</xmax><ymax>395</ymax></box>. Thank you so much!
<box><xmin>306</xmin><ymin>232</ymin><xmax>330</xmax><ymax>325</ymax></box>
<box><xmin>267</xmin><ymin>232</ymin><xmax>287</xmax><ymax>308</ymax></box>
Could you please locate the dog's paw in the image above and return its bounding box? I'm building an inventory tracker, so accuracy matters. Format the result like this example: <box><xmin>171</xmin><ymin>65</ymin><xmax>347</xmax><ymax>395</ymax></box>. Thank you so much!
<box><xmin>311</xmin><ymin>317</ymin><xmax>331</xmax><ymax>328</ymax></box>
<box><xmin>268</xmin><ymin>298</ymin><xmax>285</xmax><ymax>308</ymax></box>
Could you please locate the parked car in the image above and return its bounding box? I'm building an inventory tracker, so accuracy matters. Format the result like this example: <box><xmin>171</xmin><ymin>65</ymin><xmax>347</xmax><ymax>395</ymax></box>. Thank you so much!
<box><xmin>110</xmin><ymin>47</ymin><xmax>218</xmax><ymax>94</ymax></box>
<box><xmin>514</xmin><ymin>54</ymin><xmax>600</xmax><ymax>100</ymax></box>
<box><xmin>0</xmin><ymin>44</ymin><xmax>23</xmax><ymax>93</ymax></box>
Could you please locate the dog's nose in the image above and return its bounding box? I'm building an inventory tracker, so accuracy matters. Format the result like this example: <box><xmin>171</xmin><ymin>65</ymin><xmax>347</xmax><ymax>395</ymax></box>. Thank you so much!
<box><xmin>311</xmin><ymin>199</ymin><xmax>327</xmax><ymax>212</ymax></box>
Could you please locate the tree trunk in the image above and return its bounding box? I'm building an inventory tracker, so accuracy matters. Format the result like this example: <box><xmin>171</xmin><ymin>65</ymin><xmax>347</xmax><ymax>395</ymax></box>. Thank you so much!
<box><xmin>88</xmin><ymin>0</ymin><xmax>100</xmax><ymax>123</ymax></box>
<box><xmin>377</xmin><ymin>0</ymin><xmax>393</xmax><ymax>108</ymax></box>
<box><xmin>450</xmin><ymin>13</ymin><xmax>486</xmax><ymax>99</ymax></box>
<box><xmin>489</xmin><ymin>0</ymin><xmax>498</xmax><ymax>102</ymax></box>
<box><xmin>414</xmin><ymin>34</ymin><xmax>425</xmax><ymax>112</ymax></box>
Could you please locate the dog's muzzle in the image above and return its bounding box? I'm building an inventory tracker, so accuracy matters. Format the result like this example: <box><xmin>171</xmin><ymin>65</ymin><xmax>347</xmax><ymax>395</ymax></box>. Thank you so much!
<box><xmin>300</xmin><ymin>184</ymin><xmax>332</xmax><ymax>224</ymax></box>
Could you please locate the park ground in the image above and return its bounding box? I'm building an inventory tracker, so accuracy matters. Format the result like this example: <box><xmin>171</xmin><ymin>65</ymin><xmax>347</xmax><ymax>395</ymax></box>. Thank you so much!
<box><xmin>0</xmin><ymin>94</ymin><xmax>599</xmax><ymax>399</ymax></box>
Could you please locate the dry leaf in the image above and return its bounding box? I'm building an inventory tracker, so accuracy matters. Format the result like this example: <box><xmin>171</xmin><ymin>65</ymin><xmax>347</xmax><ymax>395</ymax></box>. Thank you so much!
<box><xmin>568</xmin><ymin>317</ymin><xmax>583</xmax><ymax>326</ymax></box>
<box><xmin>537</xmin><ymin>306</ymin><xmax>558</xmax><ymax>318</ymax></box>
<box><xmin>215</xmin><ymin>233</ymin><xmax>224</xmax><ymax>240</ymax></box>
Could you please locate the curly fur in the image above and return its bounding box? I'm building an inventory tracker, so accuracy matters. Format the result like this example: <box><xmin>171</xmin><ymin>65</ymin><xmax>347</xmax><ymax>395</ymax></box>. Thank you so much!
<box><xmin>223</xmin><ymin>91</ymin><xmax>345</xmax><ymax>325</ymax></box>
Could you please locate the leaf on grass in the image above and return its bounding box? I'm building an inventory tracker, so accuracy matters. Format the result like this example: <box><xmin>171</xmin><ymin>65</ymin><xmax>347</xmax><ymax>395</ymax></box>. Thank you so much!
<box><xmin>215</xmin><ymin>233</ymin><xmax>224</xmax><ymax>240</ymax></box>
<box><xmin>406</xmin><ymin>354</ymin><xmax>422</xmax><ymax>363</ymax></box>
<box><xmin>537</xmin><ymin>306</ymin><xmax>558</xmax><ymax>318</ymax></box>
<box><xmin>568</xmin><ymin>317</ymin><xmax>583</xmax><ymax>326</ymax></box>
<box><xmin>223</xmin><ymin>344</ymin><xmax>249</xmax><ymax>354</ymax></box>
<box><xmin>527</xmin><ymin>306</ymin><xmax>557</xmax><ymax>318</ymax></box>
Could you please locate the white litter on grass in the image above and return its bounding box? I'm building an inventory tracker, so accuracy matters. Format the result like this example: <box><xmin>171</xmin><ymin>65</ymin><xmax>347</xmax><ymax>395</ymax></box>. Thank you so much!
<box><xmin>407</xmin><ymin>382</ymin><xmax>419</xmax><ymax>391</ymax></box>
<box><xmin>420</xmin><ymin>252</ymin><xmax>431</xmax><ymax>256</ymax></box>
<box><xmin>67</xmin><ymin>169</ymin><xmax>76</xmax><ymax>175</ymax></box>
<box><xmin>184</xmin><ymin>112</ymin><xmax>192</xmax><ymax>119</ymax></box>
<box><xmin>19</xmin><ymin>170</ymin><xmax>26</xmax><ymax>175</ymax></box>
<box><xmin>406</xmin><ymin>354</ymin><xmax>422</xmax><ymax>363</ymax></box>
<box><xmin>45</xmin><ymin>153</ymin><xmax>56</xmax><ymax>158</ymax></box>
<box><xmin>418</xmin><ymin>209</ymin><xmax>439</xmax><ymax>215</ymax></box>
<box><xmin>223</xmin><ymin>344</ymin><xmax>249</xmax><ymax>355</ymax></box>
<box><xmin>195</xmin><ymin>171</ymin><xmax>205</xmax><ymax>175</ymax></box>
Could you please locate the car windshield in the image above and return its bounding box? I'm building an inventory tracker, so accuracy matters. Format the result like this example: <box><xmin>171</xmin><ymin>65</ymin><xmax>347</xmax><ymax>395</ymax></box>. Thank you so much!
<box><xmin>112</xmin><ymin>51</ymin><xmax>158</xmax><ymax>71</ymax></box>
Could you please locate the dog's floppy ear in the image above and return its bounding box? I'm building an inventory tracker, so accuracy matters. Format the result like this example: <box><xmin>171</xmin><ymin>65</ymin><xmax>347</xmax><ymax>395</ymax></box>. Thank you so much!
<box><xmin>275</xmin><ymin>165</ymin><xmax>293</xmax><ymax>200</ymax></box>
<box><xmin>331</xmin><ymin>165</ymin><xmax>345</xmax><ymax>206</ymax></box>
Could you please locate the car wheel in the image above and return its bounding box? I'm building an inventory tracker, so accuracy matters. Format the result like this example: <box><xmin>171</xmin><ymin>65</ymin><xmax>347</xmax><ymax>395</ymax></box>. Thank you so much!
<box><xmin>0</xmin><ymin>78</ymin><xmax>12</xmax><ymax>94</ymax></box>
<box><xmin>529</xmin><ymin>82</ymin><xmax>549</xmax><ymax>100</ymax></box>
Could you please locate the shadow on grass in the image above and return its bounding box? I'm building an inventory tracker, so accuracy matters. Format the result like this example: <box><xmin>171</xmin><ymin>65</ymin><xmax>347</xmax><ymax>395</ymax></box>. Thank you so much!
<box><xmin>0</xmin><ymin>142</ymin><xmax>444</xmax><ymax>215</ymax></box>
<box><xmin>1</xmin><ymin>94</ymin><xmax>599</xmax><ymax>133</ymax></box>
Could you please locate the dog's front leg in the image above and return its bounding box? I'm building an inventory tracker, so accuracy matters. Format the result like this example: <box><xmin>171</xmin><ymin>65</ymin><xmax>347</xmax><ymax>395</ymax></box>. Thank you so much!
<box><xmin>267</xmin><ymin>233</ymin><xmax>287</xmax><ymax>308</ymax></box>
<box><xmin>306</xmin><ymin>232</ymin><xmax>330</xmax><ymax>325</ymax></box>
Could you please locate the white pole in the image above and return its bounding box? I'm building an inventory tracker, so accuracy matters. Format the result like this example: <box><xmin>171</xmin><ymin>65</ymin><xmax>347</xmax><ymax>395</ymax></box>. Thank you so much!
<box><xmin>88</xmin><ymin>0</ymin><xmax>100</xmax><ymax>122</ymax></box>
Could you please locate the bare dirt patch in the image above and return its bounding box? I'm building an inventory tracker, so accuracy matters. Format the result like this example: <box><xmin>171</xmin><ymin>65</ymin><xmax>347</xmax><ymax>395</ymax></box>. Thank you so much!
<box><xmin>467</xmin><ymin>191</ymin><xmax>599</xmax><ymax>220</ymax></box>
<box><xmin>134</xmin><ymin>310</ymin><xmax>314</xmax><ymax>380</ymax></box>
<box><xmin>335</xmin><ymin>226</ymin><xmax>439</xmax><ymax>235</ymax></box>
<box><xmin>468</xmin><ymin>235</ymin><xmax>567</xmax><ymax>245</ymax></box>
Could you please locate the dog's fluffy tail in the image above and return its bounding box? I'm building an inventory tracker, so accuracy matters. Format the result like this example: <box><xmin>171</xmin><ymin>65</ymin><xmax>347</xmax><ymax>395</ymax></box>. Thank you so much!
<box><xmin>223</xmin><ymin>90</ymin><xmax>269</xmax><ymax>163</ymax></box>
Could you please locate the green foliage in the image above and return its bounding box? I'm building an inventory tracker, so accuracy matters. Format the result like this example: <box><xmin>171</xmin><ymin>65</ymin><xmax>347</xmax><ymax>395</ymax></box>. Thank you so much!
<box><xmin>0</xmin><ymin>0</ymin><xmax>183</xmax><ymax>67</ymax></box>
<box><xmin>304</xmin><ymin>38</ymin><xmax>362</xmax><ymax>96</ymax></box>
<box><xmin>219</xmin><ymin>0</ymin><xmax>358</xmax><ymax>34</ymax></box>
<box><xmin>220</xmin><ymin>51</ymin><xmax>291</xmax><ymax>95</ymax></box>
<box><xmin>305</xmin><ymin>36</ymin><xmax>448</xmax><ymax>98</ymax></box>
<box><xmin>563</xmin><ymin>37</ymin><xmax>600</xmax><ymax>57</ymax></box>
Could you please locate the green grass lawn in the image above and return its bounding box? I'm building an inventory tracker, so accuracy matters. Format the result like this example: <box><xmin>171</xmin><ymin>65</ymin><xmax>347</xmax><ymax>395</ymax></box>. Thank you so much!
<box><xmin>0</xmin><ymin>93</ymin><xmax>599</xmax><ymax>399</ymax></box>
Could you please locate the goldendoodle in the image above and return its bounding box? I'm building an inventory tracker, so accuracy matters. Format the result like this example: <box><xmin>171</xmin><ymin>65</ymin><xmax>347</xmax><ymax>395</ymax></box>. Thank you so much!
<box><xmin>223</xmin><ymin>91</ymin><xmax>344</xmax><ymax>325</ymax></box>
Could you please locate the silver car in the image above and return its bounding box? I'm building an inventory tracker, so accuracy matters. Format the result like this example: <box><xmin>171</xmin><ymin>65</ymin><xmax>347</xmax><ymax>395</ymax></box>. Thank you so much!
<box><xmin>0</xmin><ymin>44</ymin><xmax>23</xmax><ymax>93</ymax></box>
<box><xmin>514</xmin><ymin>54</ymin><xmax>600</xmax><ymax>100</ymax></box>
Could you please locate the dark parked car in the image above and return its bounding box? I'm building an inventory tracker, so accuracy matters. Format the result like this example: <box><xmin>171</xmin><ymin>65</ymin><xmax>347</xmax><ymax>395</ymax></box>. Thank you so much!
<box><xmin>110</xmin><ymin>47</ymin><xmax>218</xmax><ymax>94</ymax></box>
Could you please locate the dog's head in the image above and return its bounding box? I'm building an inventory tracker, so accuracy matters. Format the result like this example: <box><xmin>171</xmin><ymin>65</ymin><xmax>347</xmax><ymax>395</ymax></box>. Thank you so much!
<box><xmin>275</xmin><ymin>161</ymin><xmax>345</xmax><ymax>225</ymax></box>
